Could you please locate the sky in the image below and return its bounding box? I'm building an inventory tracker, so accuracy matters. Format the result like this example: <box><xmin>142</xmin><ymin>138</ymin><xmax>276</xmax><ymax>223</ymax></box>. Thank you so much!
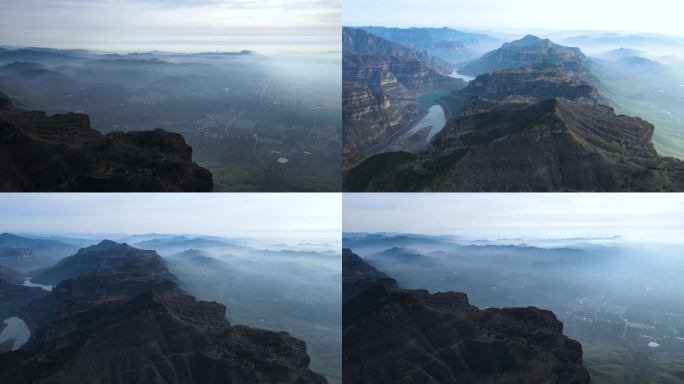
<box><xmin>0</xmin><ymin>0</ymin><xmax>341</xmax><ymax>53</ymax></box>
<box><xmin>0</xmin><ymin>193</ymin><xmax>341</xmax><ymax>242</ymax></box>
<box><xmin>344</xmin><ymin>194</ymin><xmax>684</xmax><ymax>244</ymax></box>
<box><xmin>343</xmin><ymin>0</ymin><xmax>684</xmax><ymax>37</ymax></box>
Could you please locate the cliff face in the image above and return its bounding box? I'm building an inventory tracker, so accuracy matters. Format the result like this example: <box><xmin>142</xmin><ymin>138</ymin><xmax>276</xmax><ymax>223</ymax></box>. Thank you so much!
<box><xmin>343</xmin><ymin>83</ymin><xmax>409</xmax><ymax>163</ymax></box>
<box><xmin>0</xmin><ymin>93</ymin><xmax>213</xmax><ymax>192</ymax></box>
<box><xmin>0</xmin><ymin>248</ymin><xmax>34</xmax><ymax>271</ymax></box>
<box><xmin>1</xmin><ymin>241</ymin><xmax>326</xmax><ymax>384</ymax></box>
<box><xmin>342</xmin><ymin>28</ymin><xmax>465</xmax><ymax>165</ymax></box>
<box><xmin>343</xmin><ymin>249</ymin><xmax>591</xmax><ymax>384</ymax></box>
<box><xmin>441</xmin><ymin>61</ymin><xmax>598</xmax><ymax>119</ymax></box>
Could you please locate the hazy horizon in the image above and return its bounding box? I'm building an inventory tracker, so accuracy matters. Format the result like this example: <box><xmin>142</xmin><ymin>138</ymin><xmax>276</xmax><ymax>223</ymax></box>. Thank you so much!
<box><xmin>0</xmin><ymin>194</ymin><xmax>342</xmax><ymax>245</ymax></box>
<box><xmin>0</xmin><ymin>0</ymin><xmax>341</xmax><ymax>54</ymax></box>
<box><xmin>343</xmin><ymin>0</ymin><xmax>684</xmax><ymax>37</ymax></box>
<box><xmin>344</xmin><ymin>194</ymin><xmax>684</xmax><ymax>244</ymax></box>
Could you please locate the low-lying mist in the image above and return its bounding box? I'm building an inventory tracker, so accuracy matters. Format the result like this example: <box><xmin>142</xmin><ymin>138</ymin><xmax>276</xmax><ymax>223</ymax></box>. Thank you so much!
<box><xmin>137</xmin><ymin>235</ymin><xmax>342</xmax><ymax>382</ymax></box>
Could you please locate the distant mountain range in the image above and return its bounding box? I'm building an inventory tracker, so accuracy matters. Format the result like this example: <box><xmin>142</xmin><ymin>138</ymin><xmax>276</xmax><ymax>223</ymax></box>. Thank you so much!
<box><xmin>0</xmin><ymin>233</ymin><xmax>77</xmax><ymax>270</ymax></box>
<box><xmin>1</xmin><ymin>240</ymin><xmax>326</xmax><ymax>383</ymax></box>
<box><xmin>359</xmin><ymin>26</ymin><xmax>501</xmax><ymax>63</ymax></box>
<box><xmin>345</xmin><ymin>35</ymin><xmax>684</xmax><ymax>191</ymax></box>
<box><xmin>342</xmin><ymin>249</ymin><xmax>590</xmax><ymax>383</ymax></box>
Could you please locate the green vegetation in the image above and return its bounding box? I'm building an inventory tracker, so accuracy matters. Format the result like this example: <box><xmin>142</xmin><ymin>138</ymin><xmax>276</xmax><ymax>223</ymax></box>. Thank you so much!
<box><xmin>583</xmin><ymin>343</ymin><xmax>684</xmax><ymax>384</ymax></box>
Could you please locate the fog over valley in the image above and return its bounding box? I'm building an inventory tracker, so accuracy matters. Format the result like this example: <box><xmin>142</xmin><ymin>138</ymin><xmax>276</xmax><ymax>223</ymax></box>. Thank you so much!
<box><xmin>344</xmin><ymin>194</ymin><xmax>684</xmax><ymax>383</ymax></box>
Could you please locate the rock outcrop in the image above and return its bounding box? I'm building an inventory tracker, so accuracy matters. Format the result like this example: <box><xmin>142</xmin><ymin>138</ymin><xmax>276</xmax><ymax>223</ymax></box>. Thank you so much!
<box><xmin>0</xmin><ymin>241</ymin><xmax>326</xmax><ymax>384</ymax></box>
<box><xmin>0</xmin><ymin>248</ymin><xmax>34</xmax><ymax>271</ymax></box>
<box><xmin>343</xmin><ymin>249</ymin><xmax>591</xmax><ymax>384</ymax></box>
<box><xmin>0</xmin><ymin>93</ymin><xmax>213</xmax><ymax>191</ymax></box>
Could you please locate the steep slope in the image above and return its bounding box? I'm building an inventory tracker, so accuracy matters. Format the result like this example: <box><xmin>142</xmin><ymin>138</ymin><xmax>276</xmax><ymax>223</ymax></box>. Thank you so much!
<box><xmin>0</xmin><ymin>93</ymin><xmax>213</xmax><ymax>192</ymax></box>
<box><xmin>342</xmin><ymin>82</ymin><xmax>410</xmax><ymax>161</ymax></box>
<box><xmin>31</xmin><ymin>240</ymin><xmax>169</xmax><ymax>285</ymax></box>
<box><xmin>343</xmin><ymin>249</ymin><xmax>591</xmax><ymax>384</ymax></box>
<box><xmin>343</xmin><ymin>28</ymin><xmax>465</xmax><ymax>166</ymax></box>
<box><xmin>343</xmin><ymin>28</ymin><xmax>463</xmax><ymax>93</ymax></box>
<box><xmin>344</xmin><ymin>27</ymin><xmax>455</xmax><ymax>75</ymax></box>
<box><xmin>345</xmin><ymin>98</ymin><xmax>684</xmax><ymax>191</ymax></box>
<box><xmin>1</xmin><ymin>241</ymin><xmax>326</xmax><ymax>384</ymax></box>
<box><xmin>459</xmin><ymin>35</ymin><xmax>586</xmax><ymax>76</ymax></box>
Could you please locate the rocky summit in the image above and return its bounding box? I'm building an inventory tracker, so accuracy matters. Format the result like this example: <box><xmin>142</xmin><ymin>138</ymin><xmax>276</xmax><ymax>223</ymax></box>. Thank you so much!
<box><xmin>0</xmin><ymin>241</ymin><xmax>326</xmax><ymax>384</ymax></box>
<box><xmin>459</xmin><ymin>35</ymin><xmax>586</xmax><ymax>76</ymax></box>
<box><xmin>342</xmin><ymin>249</ymin><xmax>591</xmax><ymax>384</ymax></box>
<box><xmin>0</xmin><ymin>93</ymin><xmax>213</xmax><ymax>192</ymax></box>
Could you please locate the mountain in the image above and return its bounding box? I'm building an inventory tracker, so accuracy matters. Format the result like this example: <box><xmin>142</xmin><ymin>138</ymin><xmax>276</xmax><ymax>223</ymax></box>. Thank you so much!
<box><xmin>346</xmin><ymin>98</ymin><xmax>684</xmax><ymax>191</ymax></box>
<box><xmin>0</xmin><ymin>234</ymin><xmax>77</xmax><ymax>270</ymax></box>
<box><xmin>0</xmin><ymin>48</ymin><xmax>84</xmax><ymax>65</ymax></box>
<box><xmin>344</xmin><ymin>27</ymin><xmax>455</xmax><ymax>75</ymax></box>
<box><xmin>360</xmin><ymin>26</ymin><xmax>501</xmax><ymax>63</ymax></box>
<box><xmin>343</xmin><ymin>28</ymin><xmax>463</xmax><ymax>92</ymax></box>
<box><xmin>345</xmin><ymin>36</ymin><xmax>684</xmax><ymax>192</ymax></box>
<box><xmin>599</xmin><ymin>47</ymin><xmax>644</xmax><ymax>61</ymax></box>
<box><xmin>459</xmin><ymin>35</ymin><xmax>586</xmax><ymax>76</ymax></box>
<box><xmin>31</xmin><ymin>240</ymin><xmax>169</xmax><ymax>285</ymax></box>
<box><xmin>342</xmin><ymin>82</ymin><xmax>410</xmax><ymax>162</ymax></box>
<box><xmin>2</xmin><ymin>241</ymin><xmax>326</xmax><ymax>383</ymax></box>
<box><xmin>134</xmin><ymin>236</ymin><xmax>237</xmax><ymax>250</ymax></box>
<box><xmin>343</xmin><ymin>249</ymin><xmax>591</xmax><ymax>384</ymax></box>
<box><xmin>0</xmin><ymin>93</ymin><xmax>213</xmax><ymax>192</ymax></box>
<box><xmin>372</xmin><ymin>246</ymin><xmax>428</xmax><ymax>264</ymax></box>
<box><xmin>342</xmin><ymin>27</ymin><xmax>466</xmax><ymax>166</ymax></box>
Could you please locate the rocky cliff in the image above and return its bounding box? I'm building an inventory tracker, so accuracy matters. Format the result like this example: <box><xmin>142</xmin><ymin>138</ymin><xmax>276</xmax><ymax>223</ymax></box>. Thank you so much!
<box><xmin>343</xmin><ymin>249</ymin><xmax>591</xmax><ymax>384</ymax></box>
<box><xmin>0</xmin><ymin>248</ymin><xmax>34</xmax><ymax>271</ymax></box>
<box><xmin>0</xmin><ymin>93</ymin><xmax>213</xmax><ymax>192</ymax></box>
<box><xmin>0</xmin><ymin>241</ymin><xmax>326</xmax><ymax>384</ymax></box>
<box><xmin>342</xmin><ymin>28</ymin><xmax>465</xmax><ymax>165</ymax></box>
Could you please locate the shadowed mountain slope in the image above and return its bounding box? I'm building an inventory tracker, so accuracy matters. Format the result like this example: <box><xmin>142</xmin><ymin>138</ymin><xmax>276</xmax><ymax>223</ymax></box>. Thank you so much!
<box><xmin>343</xmin><ymin>249</ymin><xmax>591</xmax><ymax>384</ymax></box>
